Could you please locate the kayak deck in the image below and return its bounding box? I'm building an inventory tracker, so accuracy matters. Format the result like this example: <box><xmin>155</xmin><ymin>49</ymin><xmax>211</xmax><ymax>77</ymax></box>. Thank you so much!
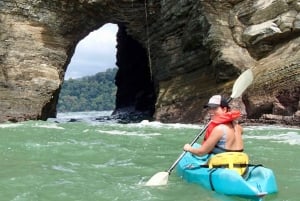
<box><xmin>176</xmin><ymin>144</ymin><xmax>278</xmax><ymax>199</ymax></box>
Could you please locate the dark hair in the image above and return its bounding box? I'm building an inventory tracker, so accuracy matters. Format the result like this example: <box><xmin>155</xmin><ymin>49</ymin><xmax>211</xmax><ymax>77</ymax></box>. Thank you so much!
<box><xmin>220</xmin><ymin>97</ymin><xmax>230</xmax><ymax>108</ymax></box>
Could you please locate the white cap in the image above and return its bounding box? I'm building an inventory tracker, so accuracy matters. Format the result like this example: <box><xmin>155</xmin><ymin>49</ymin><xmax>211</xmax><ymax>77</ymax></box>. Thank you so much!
<box><xmin>204</xmin><ymin>95</ymin><xmax>229</xmax><ymax>108</ymax></box>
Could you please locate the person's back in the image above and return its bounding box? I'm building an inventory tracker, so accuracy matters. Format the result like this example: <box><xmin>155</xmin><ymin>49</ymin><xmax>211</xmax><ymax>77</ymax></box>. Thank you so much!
<box><xmin>211</xmin><ymin>123</ymin><xmax>243</xmax><ymax>154</ymax></box>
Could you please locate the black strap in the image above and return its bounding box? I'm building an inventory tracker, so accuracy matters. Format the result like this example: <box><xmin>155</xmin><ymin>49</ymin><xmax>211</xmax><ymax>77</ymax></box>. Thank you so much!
<box><xmin>234</xmin><ymin>163</ymin><xmax>248</xmax><ymax>168</ymax></box>
<box><xmin>212</xmin><ymin>164</ymin><xmax>229</xmax><ymax>168</ymax></box>
<box><xmin>200</xmin><ymin>163</ymin><xmax>248</xmax><ymax>168</ymax></box>
<box><xmin>248</xmin><ymin>164</ymin><xmax>263</xmax><ymax>167</ymax></box>
<box><xmin>244</xmin><ymin>164</ymin><xmax>263</xmax><ymax>180</ymax></box>
<box><xmin>208</xmin><ymin>168</ymin><xmax>217</xmax><ymax>191</ymax></box>
<box><xmin>211</xmin><ymin>146</ymin><xmax>244</xmax><ymax>154</ymax></box>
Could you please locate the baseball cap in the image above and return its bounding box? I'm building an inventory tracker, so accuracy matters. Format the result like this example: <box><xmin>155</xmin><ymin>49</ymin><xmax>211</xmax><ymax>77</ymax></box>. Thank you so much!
<box><xmin>204</xmin><ymin>95</ymin><xmax>229</xmax><ymax>108</ymax></box>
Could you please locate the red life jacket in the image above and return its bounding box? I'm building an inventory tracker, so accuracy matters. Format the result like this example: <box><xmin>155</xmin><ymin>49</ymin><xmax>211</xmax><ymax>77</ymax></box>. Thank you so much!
<box><xmin>203</xmin><ymin>110</ymin><xmax>241</xmax><ymax>143</ymax></box>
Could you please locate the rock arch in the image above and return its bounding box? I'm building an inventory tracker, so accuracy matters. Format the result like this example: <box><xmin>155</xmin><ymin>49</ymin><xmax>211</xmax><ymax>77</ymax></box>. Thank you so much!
<box><xmin>0</xmin><ymin>1</ymin><xmax>155</xmax><ymax>122</ymax></box>
<box><xmin>0</xmin><ymin>0</ymin><xmax>299</xmax><ymax>125</ymax></box>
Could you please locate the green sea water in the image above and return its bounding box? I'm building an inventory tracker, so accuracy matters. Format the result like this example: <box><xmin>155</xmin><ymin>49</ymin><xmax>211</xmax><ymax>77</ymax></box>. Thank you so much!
<box><xmin>0</xmin><ymin>112</ymin><xmax>299</xmax><ymax>201</ymax></box>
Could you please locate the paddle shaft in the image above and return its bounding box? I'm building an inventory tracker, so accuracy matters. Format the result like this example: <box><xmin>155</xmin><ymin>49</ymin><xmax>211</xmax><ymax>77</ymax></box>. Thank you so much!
<box><xmin>166</xmin><ymin>121</ymin><xmax>211</xmax><ymax>174</ymax></box>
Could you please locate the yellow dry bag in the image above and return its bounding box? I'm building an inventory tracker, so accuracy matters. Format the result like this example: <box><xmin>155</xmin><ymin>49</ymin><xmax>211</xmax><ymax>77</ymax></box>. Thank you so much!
<box><xmin>207</xmin><ymin>152</ymin><xmax>249</xmax><ymax>175</ymax></box>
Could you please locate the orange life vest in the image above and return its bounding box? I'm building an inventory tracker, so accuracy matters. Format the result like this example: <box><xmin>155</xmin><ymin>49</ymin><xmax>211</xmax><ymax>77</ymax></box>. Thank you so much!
<box><xmin>203</xmin><ymin>110</ymin><xmax>241</xmax><ymax>143</ymax></box>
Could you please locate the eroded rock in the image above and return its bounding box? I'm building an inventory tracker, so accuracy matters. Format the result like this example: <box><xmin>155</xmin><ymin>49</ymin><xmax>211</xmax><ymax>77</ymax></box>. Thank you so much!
<box><xmin>0</xmin><ymin>0</ymin><xmax>299</xmax><ymax>126</ymax></box>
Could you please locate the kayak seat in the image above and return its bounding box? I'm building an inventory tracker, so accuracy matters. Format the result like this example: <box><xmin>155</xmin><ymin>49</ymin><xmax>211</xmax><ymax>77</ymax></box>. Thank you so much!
<box><xmin>207</xmin><ymin>152</ymin><xmax>249</xmax><ymax>176</ymax></box>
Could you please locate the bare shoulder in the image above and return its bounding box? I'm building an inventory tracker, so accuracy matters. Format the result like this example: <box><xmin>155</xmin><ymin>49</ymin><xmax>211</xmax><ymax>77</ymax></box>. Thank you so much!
<box><xmin>212</xmin><ymin>124</ymin><xmax>226</xmax><ymax>134</ymax></box>
<box><xmin>234</xmin><ymin>123</ymin><xmax>243</xmax><ymax>133</ymax></box>
<box><xmin>205</xmin><ymin>124</ymin><xmax>224</xmax><ymax>144</ymax></box>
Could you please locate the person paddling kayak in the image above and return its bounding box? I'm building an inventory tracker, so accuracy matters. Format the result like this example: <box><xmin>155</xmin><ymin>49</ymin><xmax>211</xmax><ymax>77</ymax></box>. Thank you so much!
<box><xmin>183</xmin><ymin>95</ymin><xmax>244</xmax><ymax>156</ymax></box>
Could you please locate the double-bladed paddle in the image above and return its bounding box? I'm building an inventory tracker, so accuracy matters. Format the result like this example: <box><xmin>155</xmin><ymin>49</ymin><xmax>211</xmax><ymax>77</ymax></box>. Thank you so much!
<box><xmin>145</xmin><ymin>69</ymin><xmax>253</xmax><ymax>186</ymax></box>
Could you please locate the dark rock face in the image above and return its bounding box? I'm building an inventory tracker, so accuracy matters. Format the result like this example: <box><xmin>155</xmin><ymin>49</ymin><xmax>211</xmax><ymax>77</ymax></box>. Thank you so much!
<box><xmin>114</xmin><ymin>24</ymin><xmax>156</xmax><ymax>117</ymax></box>
<box><xmin>0</xmin><ymin>0</ymin><xmax>299</xmax><ymax>126</ymax></box>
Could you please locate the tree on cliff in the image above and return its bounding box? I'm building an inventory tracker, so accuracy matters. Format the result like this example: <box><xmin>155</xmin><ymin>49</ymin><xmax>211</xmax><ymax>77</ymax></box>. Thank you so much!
<box><xmin>57</xmin><ymin>68</ymin><xmax>117</xmax><ymax>112</ymax></box>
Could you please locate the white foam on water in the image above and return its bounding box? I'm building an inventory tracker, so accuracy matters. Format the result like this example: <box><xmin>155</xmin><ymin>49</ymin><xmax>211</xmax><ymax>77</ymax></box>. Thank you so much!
<box><xmin>32</xmin><ymin>123</ymin><xmax>65</xmax><ymax>130</ymax></box>
<box><xmin>57</xmin><ymin>111</ymin><xmax>112</xmax><ymax>118</ymax></box>
<box><xmin>127</xmin><ymin>120</ymin><xmax>201</xmax><ymax>130</ymax></box>
<box><xmin>25</xmin><ymin>142</ymin><xmax>43</xmax><ymax>148</ymax></box>
<box><xmin>54</xmin><ymin>111</ymin><xmax>113</xmax><ymax>122</ymax></box>
<box><xmin>0</xmin><ymin>123</ymin><xmax>23</xmax><ymax>128</ymax></box>
<box><xmin>245</xmin><ymin>125</ymin><xmax>300</xmax><ymax>131</ymax></box>
<box><xmin>92</xmin><ymin>159</ymin><xmax>134</xmax><ymax>168</ymax></box>
<box><xmin>0</xmin><ymin>121</ymin><xmax>64</xmax><ymax>130</ymax></box>
<box><xmin>52</xmin><ymin>165</ymin><xmax>76</xmax><ymax>173</ymax></box>
<box><xmin>96</xmin><ymin>129</ymin><xmax>161</xmax><ymax>138</ymax></box>
<box><xmin>244</xmin><ymin>131</ymin><xmax>300</xmax><ymax>145</ymax></box>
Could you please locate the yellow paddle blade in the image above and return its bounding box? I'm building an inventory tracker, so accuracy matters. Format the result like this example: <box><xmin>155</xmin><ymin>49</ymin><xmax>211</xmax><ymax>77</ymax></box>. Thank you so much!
<box><xmin>145</xmin><ymin>172</ymin><xmax>169</xmax><ymax>186</ymax></box>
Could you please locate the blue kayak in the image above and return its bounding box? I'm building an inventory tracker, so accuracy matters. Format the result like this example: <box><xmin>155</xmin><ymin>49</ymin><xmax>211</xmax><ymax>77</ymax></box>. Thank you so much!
<box><xmin>176</xmin><ymin>143</ymin><xmax>278</xmax><ymax>199</ymax></box>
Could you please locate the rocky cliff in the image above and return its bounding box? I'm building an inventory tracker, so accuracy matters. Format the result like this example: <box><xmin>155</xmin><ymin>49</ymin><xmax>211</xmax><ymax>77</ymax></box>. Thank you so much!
<box><xmin>0</xmin><ymin>0</ymin><xmax>299</xmax><ymax>125</ymax></box>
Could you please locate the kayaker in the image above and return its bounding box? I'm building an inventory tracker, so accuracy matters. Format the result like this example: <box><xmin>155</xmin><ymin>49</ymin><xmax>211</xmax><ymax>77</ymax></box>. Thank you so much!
<box><xmin>183</xmin><ymin>95</ymin><xmax>244</xmax><ymax>156</ymax></box>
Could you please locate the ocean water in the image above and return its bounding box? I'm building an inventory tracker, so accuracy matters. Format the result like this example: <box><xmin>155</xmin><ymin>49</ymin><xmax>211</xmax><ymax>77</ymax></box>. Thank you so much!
<box><xmin>0</xmin><ymin>111</ymin><xmax>299</xmax><ymax>201</ymax></box>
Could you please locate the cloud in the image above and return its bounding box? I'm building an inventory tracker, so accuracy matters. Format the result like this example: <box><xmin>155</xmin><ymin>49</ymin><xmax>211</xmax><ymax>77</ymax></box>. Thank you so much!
<box><xmin>65</xmin><ymin>23</ymin><xmax>118</xmax><ymax>80</ymax></box>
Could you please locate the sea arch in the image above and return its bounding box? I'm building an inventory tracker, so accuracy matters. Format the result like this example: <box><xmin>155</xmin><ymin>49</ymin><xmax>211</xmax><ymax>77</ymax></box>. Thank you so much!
<box><xmin>0</xmin><ymin>1</ymin><xmax>157</xmax><ymax>122</ymax></box>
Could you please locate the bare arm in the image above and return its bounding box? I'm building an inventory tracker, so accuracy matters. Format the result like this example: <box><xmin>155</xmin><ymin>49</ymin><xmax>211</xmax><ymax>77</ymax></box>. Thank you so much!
<box><xmin>183</xmin><ymin>125</ymin><xmax>223</xmax><ymax>156</ymax></box>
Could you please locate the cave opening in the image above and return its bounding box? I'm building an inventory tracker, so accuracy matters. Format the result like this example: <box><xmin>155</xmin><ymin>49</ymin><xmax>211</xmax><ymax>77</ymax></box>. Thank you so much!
<box><xmin>57</xmin><ymin>23</ymin><xmax>118</xmax><ymax>113</ymax></box>
<box><xmin>113</xmin><ymin>24</ymin><xmax>156</xmax><ymax>121</ymax></box>
<box><xmin>65</xmin><ymin>23</ymin><xmax>118</xmax><ymax>80</ymax></box>
<box><xmin>59</xmin><ymin>23</ymin><xmax>156</xmax><ymax>121</ymax></box>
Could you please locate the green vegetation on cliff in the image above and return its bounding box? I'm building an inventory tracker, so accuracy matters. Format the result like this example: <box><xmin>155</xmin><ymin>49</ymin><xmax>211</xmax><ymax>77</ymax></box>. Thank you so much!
<box><xmin>58</xmin><ymin>68</ymin><xmax>117</xmax><ymax>112</ymax></box>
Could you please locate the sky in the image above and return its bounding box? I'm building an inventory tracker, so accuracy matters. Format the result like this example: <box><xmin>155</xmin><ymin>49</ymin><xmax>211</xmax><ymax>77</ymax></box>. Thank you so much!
<box><xmin>65</xmin><ymin>23</ymin><xmax>118</xmax><ymax>80</ymax></box>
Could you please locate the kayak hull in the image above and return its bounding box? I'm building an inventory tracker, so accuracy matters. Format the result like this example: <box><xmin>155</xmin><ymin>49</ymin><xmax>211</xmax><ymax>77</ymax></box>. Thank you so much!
<box><xmin>176</xmin><ymin>144</ymin><xmax>278</xmax><ymax>199</ymax></box>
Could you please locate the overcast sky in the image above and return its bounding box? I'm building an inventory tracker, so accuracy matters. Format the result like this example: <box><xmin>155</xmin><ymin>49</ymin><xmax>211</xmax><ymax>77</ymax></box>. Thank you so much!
<box><xmin>65</xmin><ymin>23</ymin><xmax>118</xmax><ymax>80</ymax></box>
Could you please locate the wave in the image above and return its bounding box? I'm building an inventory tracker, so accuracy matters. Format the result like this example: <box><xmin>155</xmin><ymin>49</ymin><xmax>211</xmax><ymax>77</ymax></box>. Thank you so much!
<box><xmin>96</xmin><ymin>129</ymin><xmax>161</xmax><ymax>138</ymax></box>
<box><xmin>0</xmin><ymin>123</ymin><xmax>24</xmax><ymax>128</ymax></box>
<box><xmin>244</xmin><ymin>131</ymin><xmax>300</xmax><ymax>145</ymax></box>
<box><xmin>108</xmin><ymin>120</ymin><xmax>202</xmax><ymax>130</ymax></box>
<box><xmin>32</xmin><ymin>123</ymin><xmax>65</xmax><ymax>130</ymax></box>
